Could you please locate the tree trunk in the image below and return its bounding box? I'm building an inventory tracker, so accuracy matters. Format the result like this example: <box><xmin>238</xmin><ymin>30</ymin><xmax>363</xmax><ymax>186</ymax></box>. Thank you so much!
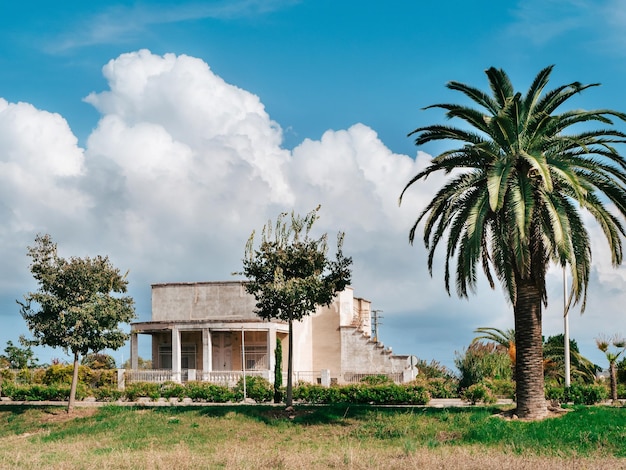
<box><xmin>610</xmin><ymin>362</ymin><xmax>618</xmax><ymax>401</ymax></box>
<box><xmin>514</xmin><ymin>280</ymin><xmax>548</xmax><ymax>419</ymax></box>
<box><xmin>68</xmin><ymin>351</ymin><xmax>80</xmax><ymax>414</ymax></box>
<box><xmin>286</xmin><ymin>319</ymin><xmax>293</xmax><ymax>407</ymax></box>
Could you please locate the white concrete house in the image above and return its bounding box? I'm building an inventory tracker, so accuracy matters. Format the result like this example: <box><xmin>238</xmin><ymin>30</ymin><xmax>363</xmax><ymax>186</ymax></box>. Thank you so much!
<box><xmin>129</xmin><ymin>281</ymin><xmax>416</xmax><ymax>385</ymax></box>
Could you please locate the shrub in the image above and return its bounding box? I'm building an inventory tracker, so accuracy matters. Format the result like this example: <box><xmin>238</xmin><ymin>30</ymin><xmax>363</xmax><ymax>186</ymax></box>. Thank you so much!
<box><xmin>93</xmin><ymin>386</ymin><xmax>123</xmax><ymax>402</ymax></box>
<box><xmin>42</xmin><ymin>364</ymin><xmax>74</xmax><ymax>385</ymax></box>
<box><xmin>1</xmin><ymin>383</ymin><xmax>88</xmax><ymax>401</ymax></box>
<box><xmin>234</xmin><ymin>376</ymin><xmax>273</xmax><ymax>402</ymax></box>
<box><xmin>360</xmin><ymin>375</ymin><xmax>392</xmax><ymax>385</ymax></box>
<box><xmin>81</xmin><ymin>353</ymin><xmax>117</xmax><ymax>370</ymax></box>
<box><xmin>483</xmin><ymin>378</ymin><xmax>515</xmax><ymax>399</ymax></box>
<box><xmin>566</xmin><ymin>384</ymin><xmax>608</xmax><ymax>405</ymax></box>
<box><xmin>184</xmin><ymin>382</ymin><xmax>234</xmax><ymax>403</ymax></box>
<box><xmin>293</xmin><ymin>383</ymin><xmax>327</xmax><ymax>403</ymax></box>
<box><xmin>461</xmin><ymin>383</ymin><xmax>497</xmax><ymax>405</ymax></box>
<box><xmin>545</xmin><ymin>385</ymin><xmax>565</xmax><ymax>403</ymax></box>
<box><xmin>124</xmin><ymin>382</ymin><xmax>161</xmax><ymax>401</ymax></box>
<box><xmin>160</xmin><ymin>382</ymin><xmax>186</xmax><ymax>399</ymax></box>
<box><xmin>292</xmin><ymin>383</ymin><xmax>430</xmax><ymax>405</ymax></box>
<box><xmin>413</xmin><ymin>358</ymin><xmax>458</xmax><ymax>381</ymax></box>
<box><xmin>546</xmin><ymin>384</ymin><xmax>608</xmax><ymax>405</ymax></box>
<box><xmin>411</xmin><ymin>377</ymin><xmax>459</xmax><ymax>398</ymax></box>
<box><xmin>455</xmin><ymin>342</ymin><xmax>513</xmax><ymax>389</ymax></box>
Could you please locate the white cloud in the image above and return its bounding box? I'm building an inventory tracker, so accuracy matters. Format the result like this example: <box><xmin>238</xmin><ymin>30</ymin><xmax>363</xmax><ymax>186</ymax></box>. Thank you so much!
<box><xmin>2</xmin><ymin>49</ymin><xmax>626</xmax><ymax>369</ymax></box>
<box><xmin>0</xmin><ymin>99</ymin><xmax>88</xmax><ymax>233</ymax></box>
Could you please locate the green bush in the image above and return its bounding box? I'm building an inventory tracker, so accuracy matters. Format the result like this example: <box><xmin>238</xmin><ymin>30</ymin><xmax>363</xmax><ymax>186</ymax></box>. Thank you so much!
<box><xmin>359</xmin><ymin>375</ymin><xmax>393</xmax><ymax>385</ymax></box>
<box><xmin>234</xmin><ymin>376</ymin><xmax>273</xmax><ymax>402</ymax></box>
<box><xmin>292</xmin><ymin>383</ymin><xmax>430</xmax><ymax>405</ymax></box>
<box><xmin>412</xmin><ymin>377</ymin><xmax>459</xmax><ymax>398</ymax></box>
<box><xmin>545</xmin><ymin>385</ymin><xmax>565</xmax><ymax>403</ymax></box>
<box><xmin>1</xmin><ymin>383</ymin><xmax>88</xmax><ymax>401</ymax></box>
<box><xmin>93</xmin><ymin>386</ymin><xmax>123</xmax><ymax>402</ymax></box>
<box><xmin>184</xmin><ymin>382</ymin><xmax>234</xmax><ymax>403</ymax></box>
<box><xmin>160</xmin><ymin>382</ymin><xmax>186</xmax><ymax>399</ymax></box>
<box><xmin>461</xmin><ymin>383</ymin><xmax>497</xmax><ymax>405</ymax></box>
<box><xmin>546</xmin><ymin>384</ymin><xmax>609</xmax><ymax>405</ymax></box>
<box><xmin>455</xmin><ymin>342</ymin><xmax>513</xmax><ymax>389</ymax></box>
<box><xmin>566</xmin><ymin>384</ymin><xmax>608</xmax><ymax>405</ymax></box>
<box><xmin>42</xmin><ymin>364</ymin><xmax>74</xmax><ymax>385</ymax></box>
<box><xmin>483</xmin><ymin>378</ymin><xmax>515</xmax><ymax>399</ymax></box>
<box><xmin>124</xmin><ymin>382</ymin><xmax>161</xmax><ymax>401</ymax></box>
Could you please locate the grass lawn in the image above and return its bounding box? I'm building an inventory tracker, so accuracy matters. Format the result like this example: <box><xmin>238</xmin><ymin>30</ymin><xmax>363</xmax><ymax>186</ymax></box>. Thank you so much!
<box><xmin>0</xmin><ymin>404</ymin><xmax>625</xmax><ymax>469</ymax></box>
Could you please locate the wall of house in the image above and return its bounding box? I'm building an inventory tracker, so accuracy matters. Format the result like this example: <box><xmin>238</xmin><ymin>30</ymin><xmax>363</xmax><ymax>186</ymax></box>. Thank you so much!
<box><xmin>152</xmin><ymin>281</ymin><xmax>259</xmax><ymax>322</ymax></box>
<box><xmin>340</xmin><ymin>327</ymin><xmax>401</xmax><ymax>374</ymax></box>
<box><xmin>311</xmin><ymin>298</ymin><xmax>341</xmax><ymax>375</ymax></box>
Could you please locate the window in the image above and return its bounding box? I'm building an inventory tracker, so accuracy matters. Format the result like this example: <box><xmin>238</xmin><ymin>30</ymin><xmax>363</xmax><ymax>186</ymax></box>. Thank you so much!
<box><xmin>158</xmin><ymin>344</ymin><xmax>196</xmax><ymax>369</ymax></box>
<box><xmin>159</xmin><ymin>345</ymin><xmax>171</xmax><ymax>369</ymax></box>
<box><xmin>243</xmin><ymin>345</ymin><xmax>268</xmax><ymax>370</ymax></box>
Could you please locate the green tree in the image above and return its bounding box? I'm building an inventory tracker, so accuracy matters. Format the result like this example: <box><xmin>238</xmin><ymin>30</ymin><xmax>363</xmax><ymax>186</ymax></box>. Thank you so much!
<box><xmin>121</xmin><ymin>356</ymin><xmax>152</xmax><ymax>370</ymax></box>
<box><xmin>19</xmin><ymin>234</ymin><xmax>135</xmax><ymax>412</ymax></box>
<box><xmin>400</xmin><ymin>66</ymin><xmax>626</xmax><ymax>419</ymax></box>
<box><xmin>454</xmin><ymin>341</ymin><xmax>513</xmax><ymax>389</ymax></box>
<box><xmin>596</xmin><ymin>335</ymin><xmax>626</xmax><ymax>401</ymax></box>
<box><xmin>543</xmin><ymin>334</ymin><xmax>598</xmax><ymax>384</ymax></box>
<box><xmin>0</xmin><ymin>340</ymin><xmax>38</xmax><ymax>369</ymax></box>
<box><xmin>274</xmin><ymin>337</ymin><xmax>283</xmax><ymax>403</ymax></box>
<box><xmin>81</xmin><ymin>352</ymin><xmax>117</xmax><ymax>369</ymax></box>
<box><xmin>240</xmin><ymin>207</ymin><xmax>352</xmax><ymax>407</ymax></box>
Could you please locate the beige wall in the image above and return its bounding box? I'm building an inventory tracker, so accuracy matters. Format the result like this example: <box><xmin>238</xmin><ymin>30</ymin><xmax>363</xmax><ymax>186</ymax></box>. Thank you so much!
<box><xmin>152</xmin><ymin>282</ymin><xmax>259</xmax><ymax>322</ymax></box>
<box><xmin>311</xmin><ymin>301</ymin><xmax>341</xmax><ymax>374</ymax></box>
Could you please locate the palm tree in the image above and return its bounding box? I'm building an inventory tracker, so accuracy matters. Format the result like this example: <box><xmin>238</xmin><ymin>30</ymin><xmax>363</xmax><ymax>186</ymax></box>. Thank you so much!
<box><xmin>400</xmin><ymin>66</ymin><xmax>626</xmax><ymax>419</ymax></box>
<box><xmin>472</xmin><ymin>327</ymin><xmax>516</xmax><ymax>369</ymax></box>
<box><xmin>596</xmin><ymin>335</ymin><xmax>626</xmax><ymax>401</ymax></box>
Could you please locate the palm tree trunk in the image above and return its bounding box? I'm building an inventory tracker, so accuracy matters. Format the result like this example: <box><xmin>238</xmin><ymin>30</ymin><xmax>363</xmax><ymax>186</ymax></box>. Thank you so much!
<box><xmin>68</xmin><ymin>351</ymin><xmax>80</xmax><ymax>414</ymax></box>
<box><xmin>514</xmin><ymin>279</ymin><xmax>548</xmax><ymax>419</ymax></box>
<box><xmin>610</xmin><ymin>362</ymin><xmax>618</xmax><ymax>401</ymax></box>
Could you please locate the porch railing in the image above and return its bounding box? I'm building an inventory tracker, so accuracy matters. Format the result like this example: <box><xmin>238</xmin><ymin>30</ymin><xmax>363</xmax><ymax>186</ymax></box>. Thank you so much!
<box><xmin>124</xmin><ymin>369</ymin><xmax>270</xmax><ymax>386</ymax></box>
<box><xmin>123</xmin><ymin>369</ymin><xmax>407</xmax><ymax>387</ymax></box>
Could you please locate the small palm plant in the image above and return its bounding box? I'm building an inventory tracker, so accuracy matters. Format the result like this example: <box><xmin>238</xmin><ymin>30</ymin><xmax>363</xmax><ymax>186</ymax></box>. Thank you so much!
<box><xmin>596</xmin><ymin>335</ymin><xmax>626</xmax><ymax>401</ymax></box>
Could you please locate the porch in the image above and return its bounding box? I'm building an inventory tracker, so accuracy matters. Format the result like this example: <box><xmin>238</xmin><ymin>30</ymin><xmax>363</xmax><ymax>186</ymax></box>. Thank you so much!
<box><xmin>129</xmin><ymin>320</ymin><xmax>289</xmax><ymax>385</ymax></box>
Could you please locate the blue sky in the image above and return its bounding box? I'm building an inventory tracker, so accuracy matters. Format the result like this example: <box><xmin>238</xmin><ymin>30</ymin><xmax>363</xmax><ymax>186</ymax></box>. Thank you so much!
<box><xmin>1</xmin><ymin>0</ymin><xmax>626</xmax><ymax>370</ymax></box>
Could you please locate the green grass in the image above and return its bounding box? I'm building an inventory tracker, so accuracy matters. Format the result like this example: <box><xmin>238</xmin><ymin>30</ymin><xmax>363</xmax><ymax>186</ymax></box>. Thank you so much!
<box><xmin>0</xmin><ymin>404</ymin><xmax>625</xmax><ymax>468</ymax></box>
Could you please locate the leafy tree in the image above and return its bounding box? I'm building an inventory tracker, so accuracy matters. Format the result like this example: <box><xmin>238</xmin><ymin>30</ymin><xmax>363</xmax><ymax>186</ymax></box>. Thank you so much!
<box><xmin>274</xmin><ymin>337</ymin><xmax>283</xmax><ymax>403</ymax></box>
<box><xmin>596</xmin><ymin>335</ymin><xmax>626</xmax><ymax>401</ymax></box>
<box><xmin>121</xmin><ymin>356</ymin><xmax>152</xmax><ymax>370</ymax></box>
<box><xmin>0</xmin><ymin>340</ymin><xmax>38</xmax><ymax>369</ymax></box>
<box><xmin>400</xmin><ymin>66</ymin><xmax>626</xmax><ymax>419</ymax></box>
<box><xmin>240</xmin><ymin>207</ymin><xmax>352</xmax><ymax>407</ymax></box>
<box><xmin>81</xmin><ymin>352</ymin><xmax>117</xmax><ymax>369</ymax></box>
<box><xmin>543</xmin><ymin>334</ymin><xmax>598</xmax><ymax>384</ymax></box>
<box><xmin>19</xmin><ymin>234</ymin><xmax>135</xmax><ymax>412</ymax></box>
<box><xmin>472</xmin><ymin>328</ymin><xmax>598</xmax><ymax>384</ymax></box>
<box><xmin>454</xmin><ymin>342</ymin><xmax>513</xmax><ymax>389</ymax></box>
<box><xmin>472</xmin><ymin>327</ymin><xmax>516</xmax><ymax>368</ymax></box>
<box><xmin>413</xmin><ymin>358</ymin><xmax>457</xmax><ymax>381</ymax></box>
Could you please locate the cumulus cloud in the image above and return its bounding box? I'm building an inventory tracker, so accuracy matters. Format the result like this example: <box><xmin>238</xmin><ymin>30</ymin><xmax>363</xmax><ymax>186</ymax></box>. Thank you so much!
<box><xmin>1</xmin><ymin>49</ymin><xmax>625</xmax><ymax>368</ymax></box>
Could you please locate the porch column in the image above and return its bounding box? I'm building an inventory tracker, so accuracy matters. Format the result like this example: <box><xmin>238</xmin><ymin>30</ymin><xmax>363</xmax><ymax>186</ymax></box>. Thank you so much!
<box><xmin>172</xmin><ymin>327</ymin><xmax>181</xmax><ymax>383</ymax></box>
<box><xmin>268</xmin><ymin>327</ymin><xmax>276</xmax><ymax>383</ymax></box>
<box><xmin>130</xmin><ymin>332</ymin><xmax>138</xmax><ymax>369</ymax></box>
<box><xmin>202</xmin><ymin>328</ymin><xmax>212</xmax><ymax>380</ymax></box>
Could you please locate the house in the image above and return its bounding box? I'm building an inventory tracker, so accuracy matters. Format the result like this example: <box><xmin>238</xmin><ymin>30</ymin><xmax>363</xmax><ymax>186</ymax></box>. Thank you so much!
<box><xmin>128</xmin><ymin>281</ymin><xmax>417</xmax><ymax>385</ymax></box>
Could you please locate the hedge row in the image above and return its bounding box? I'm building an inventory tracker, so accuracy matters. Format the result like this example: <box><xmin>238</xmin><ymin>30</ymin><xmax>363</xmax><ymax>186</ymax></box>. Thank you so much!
<box><xmin>293</xmin><ymin>383</ymin><xmax>430</xmax><ymax>405</ymax></box>
<box><xmin>1</xmin><ymin>378</ymin><xmax>431</xmax><ymax>405</ymax></box>
<box><xmin>545</xmin><ymin>384</ymin><xmax>609</xmax><ymax>405</ymax></box>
